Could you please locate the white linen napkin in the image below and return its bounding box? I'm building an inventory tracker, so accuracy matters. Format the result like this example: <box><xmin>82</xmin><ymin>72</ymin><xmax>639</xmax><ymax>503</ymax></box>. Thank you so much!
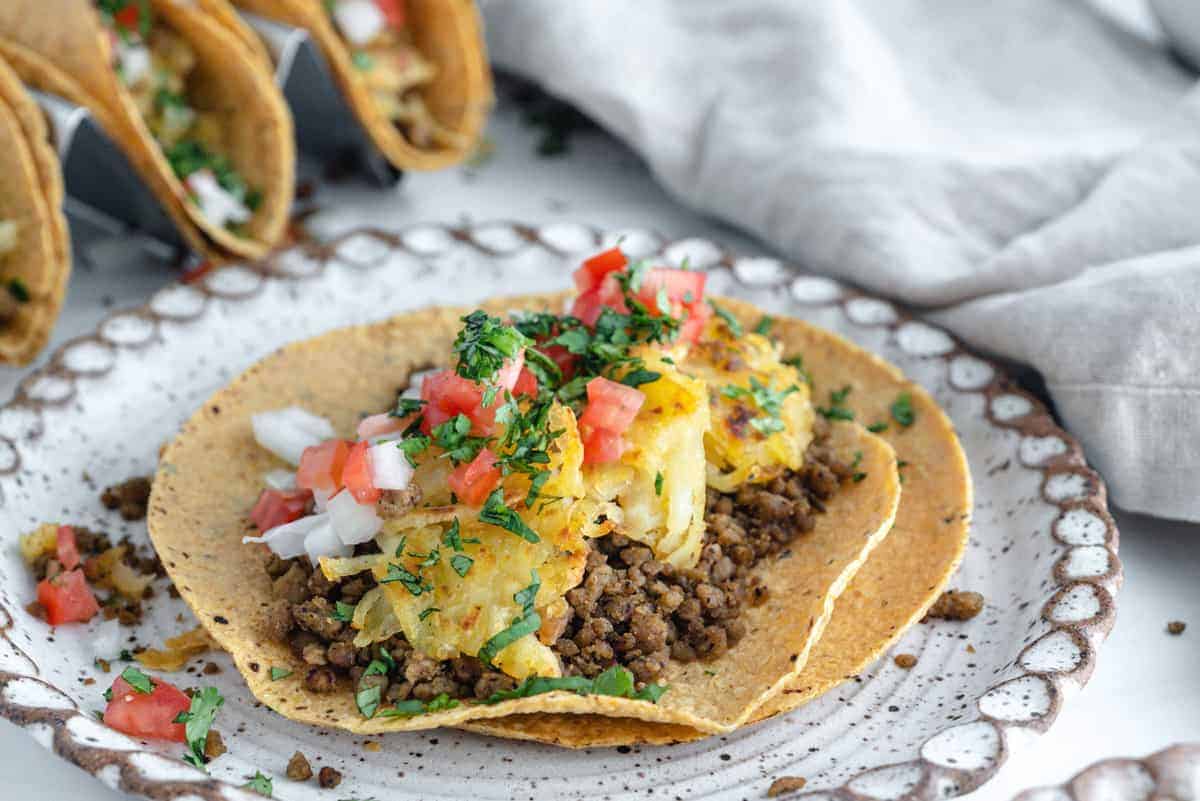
<box><xmin>483</xmin><ymin>0</ymin><xmax>1200</xmax><ymax>521</ymax></box>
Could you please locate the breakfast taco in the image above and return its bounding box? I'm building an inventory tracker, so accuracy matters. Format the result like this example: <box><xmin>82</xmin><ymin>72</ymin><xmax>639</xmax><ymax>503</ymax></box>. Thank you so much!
<box><xmin>0</xmin><ymin>53</ymin><xmax>70</xmax><ymax>365</ymax></box>
<box><xmin>0</xmin><ymin>0</ymin><xmax>294</xmax><ymax>260</ymax></box>
<box><xmin>149</xmin><ymin>248</ymin><xmax>931</xmax><ymax>741</ymax></box>
<box><xmin>229</xmin><ymin>0</ymin><xmax>491</xmax><ymax>169</ymax></box>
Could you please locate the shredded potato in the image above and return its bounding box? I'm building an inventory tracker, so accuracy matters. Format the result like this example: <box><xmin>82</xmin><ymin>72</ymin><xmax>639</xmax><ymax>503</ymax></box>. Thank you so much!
<box><xmin>583</xmin><ymin>349</ymin><xmax>710</xmax><ymax>568</ymax></box>
<box><xmin>87</xmin><ymin>546</ymin><xmax>154</xmax><ymax>599</ymax></box>
<box><xmin>19</xmin><ymin>523</ymin><xmax>57</xmax><ymax>564</ymax></box>
<box><xmin>682</xmin><ymin>322</ymin><xmax>815</xmax><ymax>491</ymax></box>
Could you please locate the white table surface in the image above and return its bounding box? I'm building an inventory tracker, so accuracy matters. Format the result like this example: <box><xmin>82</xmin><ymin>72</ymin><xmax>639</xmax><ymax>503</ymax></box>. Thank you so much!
<box><xmin>1</xmin><ymin>86</ymin><xmax>1197</xmax><ymax>801</ymax></box>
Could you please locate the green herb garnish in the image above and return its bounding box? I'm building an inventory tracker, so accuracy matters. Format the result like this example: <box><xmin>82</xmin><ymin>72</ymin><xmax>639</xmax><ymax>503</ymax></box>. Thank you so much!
<box><xmin>331</xmin><ymin>601</ymin><xmax>357</xmax><ymax>622</ymax></box>
<box><xmin>450</xmin><ymin>554</ymin><xmax>473</xmax><ymax>577</ymax></box>
<box><xmin>654</xmin><ymin>471</ymin><xmax>663</xmax><ymax>497</ymax></box>
<box><xmin>708</xmin><ymin>300</ymin><xmax>743</xmax><ymax>336</ymax></box>
<box><xmin>817</xmin><ymin>385</ymin><xmax>855</xmax><ymax>421</ymax></box>
<box><xmin>177</xmin><ymin>686</ymin><xmax>224</xmax><ymax>769</ymax></box>
<box><xmin>479</xmin><ymin>488</ymin><xmax>540</xmax><ymax>543</ymax></box>
<box><xmin>890</xmin><ymin>392</ymin><xmax>915</xmax><ymax>427</ymax></box>
<box><xmin>754</xmin><ymin>316</ymin><xmax>774</xmax><ymax>336</ymax></box>
<box><xmin>120</xmin><ymin>666</ymin><xmax>153</xmax><ymax>694</ymax></box>
<box><xmin>479</xmin><ymin>665</ymin><xmax>667</xmax><ymax>705</ymax></box>
<box><xmin>453</xmin><ymin>310</ymin><xmax>530</xmax><ymax>383</ymax></box>
<box><xmin>7</xmin><ymin>277</ymin><xmax>30</xmax><ymax>304</ymax></box>
<box><xmin>620</xmin><ymin>369</ymin><xmax>661</xmax><ymax>388</ymax></box>
<box><xmin>477</xmin><ymin>571</ymin><xmax>541</xmax><ymax>667</ymax></box>
<box><xmin>380</xmin><ymin>562</ymin><xmax>432</xmax><ymax>597</ymax></box>
<box><xmin>269</xmin><ymin>667</ymin><xmax>292</xmax><ymax>681</ymax></box>
<box><xmin>867</xmin><ymin>421</ymin><xmax>888</xmax><ymax>433</ymax></box>
<box><xmin>419</xmin><ymin>607</ymin><xmax>440</xmax><ymax>621</ymax></box>
<box><xmin>393</xmin><ymin>397</ymin><xmax>426</xmax><ymax>418</ymax></box>
<box><xmin>432</xmin><ymin>414</ymin><xmax>489</xmax><ymax>465</ymax></box>
<box><xmin>243</xmin><ymin>772</ymin><xmax>273</xmax><ymax>797</ymax></box>
<box><xmin>377</xmin><ymin>693</ymin><xmax>460</xmax><ymax>718</ymax></box>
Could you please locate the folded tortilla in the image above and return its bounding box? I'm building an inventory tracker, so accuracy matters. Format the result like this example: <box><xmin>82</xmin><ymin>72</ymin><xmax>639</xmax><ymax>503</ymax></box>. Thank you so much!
<box><xmin>230</xmin><ymin>0</ymin><xmax>492</xmax><ymax>170</ymax></box>
<box><xmin>0</xmin><ymin>54</ymin><xmax>70</xmax><ymax>365</ymax></box>
<box><xmin>0</xmin><ymin>0</ymin><xmax>294</xmax><ymax>261</ymax></box>
<box><xmin>149</xmin><ymin>295</ymin><xmax>902</xmax><ymax>737</ymax></box>
<box><xmin>465</xmin><ymin>297</ymin><xmax>973</xmax><ymax>746</ymax></box>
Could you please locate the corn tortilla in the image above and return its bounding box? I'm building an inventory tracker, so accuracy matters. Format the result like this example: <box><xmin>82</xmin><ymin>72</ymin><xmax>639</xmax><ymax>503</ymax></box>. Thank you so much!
<box><xmin>466</xmin><ymin>298</ymin><xmax>972</xmax><ymax>746</ymax></box>
<box><xmin>230</xmin><ymin>0</ymin><xmax>492</xmax><ymax>170</ymax></box>
<box><xmin>149</xmin><ymin>295</ymin><xmax>901</xmax><ymax>735</ymax></box>
<box><xmin>0</xmin><ymin>0</ymin><xmax>294</xmax><ymax>260</ymax></box>
<box><xmin>0</xmin><ymin>54</ymin><xmax>70</xmax><ymax>365</ymax></box>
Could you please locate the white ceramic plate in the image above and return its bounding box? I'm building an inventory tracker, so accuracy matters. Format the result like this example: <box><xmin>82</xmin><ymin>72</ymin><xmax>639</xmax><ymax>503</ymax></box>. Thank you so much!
<box><xmin>0</xmin><ymin>222</ymin><xmax>1121</xmax><ymax>801</ymax></box>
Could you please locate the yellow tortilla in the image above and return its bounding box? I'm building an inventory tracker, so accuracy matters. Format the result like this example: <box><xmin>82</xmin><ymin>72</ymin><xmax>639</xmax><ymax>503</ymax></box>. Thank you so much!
<box><xmin>149</xmin><ymin>295</ymin><xmax>900</xmax><ymax>735</ymax></box>
<box><xmin>0</xmin><ymin>53</ymin><xmax>70</xmax><ymax>365</ymax></box>
<box><xmin>230</xmin><ymin>0</ymin><xmax>492</xmax><ymax>170</ymax></box>
<box><xmin>466</xmin><ymin>298</ymin><xmax>972</xmax><ymax>746</ymax></box>
<box><xmin>0</xmin><ymin>0</ymin><xmax>294</xmax><ymax>261</ymax></box>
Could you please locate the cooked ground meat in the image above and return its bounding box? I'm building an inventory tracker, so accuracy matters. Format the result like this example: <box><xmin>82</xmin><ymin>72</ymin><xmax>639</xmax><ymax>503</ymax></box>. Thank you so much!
<box><xmin>377</xmin><ymin>484</ymin><xmax>423</xmax><ymax>519</ymax></box>
<box><xmin>263</xmin><ymin>427</ymin><xmax>850</xmax><ymax>698</ymax></box>
<box><xmin>924</xmin><ymin>590</ymin><xmax>984</xmax><ymax>622</ymax></box>
<box><xmin>203</xmin><ymin>730</ymin><xmax>226</xmax><ymax>760</ymax></box>
<box><xmin>101</xmin><ymin>476</ymin><xmax>153</xmax><ymax>521</ymax></box>
<box><xmin>894</xmin><ymin>653</ymin><xmax>917</xmax><ymax>669</ymax></box>
<box><xmin>317</xmin><ymin>766</ymin><xmax>342</xmax><ymax>789</ymax></box>
<box><xmin>286</xmin><ymin>751</ymin><xmax>313</xmax><ymax>781</ymax></box>
<box><xmin>768</xmin><ymin>776</ymin><xmax>807</xmax><ymax>797</ymax></box>
<box><xmin>1167</xmin><ymin>621</ymin><xmax>1186</xmax><ymax>636</ymax></box>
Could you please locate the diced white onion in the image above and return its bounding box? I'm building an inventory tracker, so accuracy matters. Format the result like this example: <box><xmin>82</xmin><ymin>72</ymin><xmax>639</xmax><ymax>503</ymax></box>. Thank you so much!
<box><xmin>312</xmin><ymin>487</ymin><xmax>331</xmax><ymax>512</ymax></box>
<box><xmin>326</xmin><ymin>489</ymin><xmax>382</xmax><ymax>545</ymax></box>
<box><xmin>93</xmin><ymin>618</ymin><xmax>123</xmax><ymax>659</ymax></box>
<box><xmin>303</xmin><ymin>519</ymin><xmax>352</xmax><ymax>562</ymax></box>
<box><xmin>118</xmin><ymin>42</ymin><xmax>151</xmax><ymax>87</ymax></box>
<box><xmin>186</xmin><ymin>168</ymin><xmax>251</xmax><ymax>228</ymax></box>
<box><xmin>369</xmin><ymin>440</ymin><xmax>414</xmax><ymax>490</ymax></box>
<box><xmin>243</xmin><ymin>513</ymin><xmax>328</xmax><ymax>560</ymax></box>
<box><xmin>263</xmin><ymin>469</ymin><xmax>297</xmax><ymax>490</ymax></box>
<box><xmin>331</xmin><ymin>0</ymin><xmax>386</xmax><ymax>46</ymax></box>
<box><xmin>251</xmin><ymin>406</ymin><xmax>335</xmax><ymax>466</ymax></box>
<box><xmin>399</xmin><ymin>368</ymin><xmax>437</xmax><ymax>400</ymax></box>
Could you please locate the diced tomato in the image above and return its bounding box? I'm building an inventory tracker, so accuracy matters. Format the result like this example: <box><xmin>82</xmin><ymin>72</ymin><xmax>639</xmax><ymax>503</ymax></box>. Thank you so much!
<box><xmin>420</xmin><ymin>370</ymin><xmax>497</xmax><ymax>436</ymax></box>
<box><xmin>494</xmin><ymin>350</ymin><xmax>526</xmax><ymax>393</ymax></box>
<box><xmin>581</xmin><ymin>427</ymin><xmax>628</xmax><ymax>465</ymax></box>
<box><xmin>373</xmin><ymin>0</ymin><xmax>407</xmax><ymax>28</ymax></box>
<box><xmin>55</xmin><ymin>525</ymin><xmax>80</xmax><ymax>571</ymax></box>
<box><xmin>342</xmin><ymin>440</ymin><xmax>381</xmax><ymax>505</ymax></box>
<box><xmin>580</xmin><ymin>377</ymin><xmax>645</xmax><ymax>433</ymax></box>
<box><xmin>542</xmin><ymin>344</ymin><xmax>577</xmax><ymax>381</ymax></box>
<box><xmin>113</xmin><ymin>3</ymin><xmax>143</xmax><ymax>33</ymax></box>
<box><xmin>250</xmin><ymin>488</ymin><xmax>310</xmax><ymax>532</ymax></box>
<box><xmin>570</xmin><ymin>277</ymin><xmax>628</xmax><ymax>326</ymax></box>
<box><xmin>636</xmin><ymin>268</ymin><xmax>707</xmax><ymax>312</ymax></box>
<box><xmin>357</xmin><ymin>412</ymin><xmax>407</xmax><ymax>441</ymax></box>
<box><xmin>36</xmin><ymin>569</ymin><xmax>99</xmax><ymax>625</ymax></box>
<box><xmin>296</xmin><ymin>439</ymin><xmax>350</xmax><ymax>493</ymax></box>
<box><xmin>678</xmin><ymin>297</ymin><xmax>712</xmax><ymax>344</ymax></box>
<box><xmin>447</xmin><ymin>448</ymin><xmax>501</xmax><ymax>507</ymax></box>
<box><xmin>573</xmin><ymin>248</ymin><xmax>628</xmax><ymax>294</ymax></box>
<box><xmin>512</xmin><ymin>366</ymin><xmax>539</xmax><ymax>397</ymax></box>
<box><xmin>103</xmin><ymin>676</ymin><xmax>190</xmax><ymax>742</ymax></box>
<box><xmin>180</xmin><ymin>259</ymin><xmax>215</xmax><ymax>285</ymax></box>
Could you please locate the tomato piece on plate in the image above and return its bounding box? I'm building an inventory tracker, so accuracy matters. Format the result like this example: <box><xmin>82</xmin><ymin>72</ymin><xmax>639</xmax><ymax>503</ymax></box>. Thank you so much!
<box><xmin>36</xmin><ymin>569</ymin><xmax>99</xmax><ymax>625</ymax></box>
<box><xmin>250</xmin><ymin>489</ymin><xmax>310</xmax><ymax>532</ymax></box>
<box><xmin>420</xmin><ymin>370</ymin><xmax>497</xmax><ymax>436</ymax></box>
<box><xmin>55</xmin><ymin>525</ymin><xmax>80</xmax><ymax>571</ymax></box>
<box><xmin>573</xmin><ymin>248</ymin><xmax>627</xmax><ymax>293</ymax></box>
<box><xmin>636</xmin><ymin>268</ymin><xmax>707</xmax><ymax>311</ymax></box>
<box><xmin>678</xmin><ymin>297</ymin><xmax>712</xmax><ymax>343</ymax></box>
<box><xmin>581</xmin><ymin>427</ymin><xmax>628</xmax><ymax>465</ymax></box>
<box><xmin>447</xmin><ymin>448</ymin><xmax>501</xmax><ymax>507</ymax></box>
<box><xmin>579</xmin><ymin>377</ymin><xmax>645</xmax><ymax>434</ymax></box>
<box><xmin>342</xmin><ymin>440</ymin><xmax>381</xmax><ymax>504</ymax></box>
<box><xmin>373</xmin><ymin>0</ymin><xmax>407</xmax><ymax>28</ymax></box>
<box><xmin>296</xmin><ymin>439</ymin><xmax>350</xmax><ymax>493</ymax></box>
<box><xmin>103</xmin><ymin>676</ymin><xmax>190</xmax><ymax>742</ymax></box>
<box><xmin>512</xmin><ymin>366</ymin><xmax>539</xmax><ymax>397</ymax></box>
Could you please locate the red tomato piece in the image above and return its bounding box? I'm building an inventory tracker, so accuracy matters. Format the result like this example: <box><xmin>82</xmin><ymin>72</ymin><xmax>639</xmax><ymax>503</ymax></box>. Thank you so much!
<box><xmin>446</xmin><ymin>448</ymin><xmax>501</xmax><ymax>507</ymax></box>
<box><xmin>580</xmin><ymin>377</ymin><xmax>645</xmax><ymax>434</ymax></box>
<box><xmin>512</xmin><ymin>366</ymin><xmax>539</xmax><ymax>397</ymax></box>
<box><xmin>113</xmin><ymin>3</ymin><xmax>143</xmax><ymax>33</ymax></box>
<box><xmin>36</xmin><ymin>569</ymin><xmax>99</xmax><ymax>625</ymax></box>
<box><xmin>542</xmin><ymin>344</ymin><xmax>577</xmax><ymax>381</ymax></box>
<box><xmin>103</xmin><ymin>676</ymin><xmax>190</xmax><ymax>742</ymax></box>
<box><xmin>373</xmin><ymin>0</ymin><xmax>407</xmax><ymax>28</ymax></box>
<box><xmin>55</xmin><ymin>525</ymin><xmax>80</xmax><ymax>571</ymax></box>
<box><xmin>357</xmin><ymin>412</ymin><xmax>407</xmax><ymax>441</ymax></box>
<box><xmin>296</xmin><ymin>439</ymin><xmax>350</xmax><ymax>493</ymax></box>
<box><xmin>493</xmin><ymin>350</ymin><xmax>526</xmax><ymax>393</ymax></box>
<box><xmin>250</xmin><ymin>489</ymin><xmax>310</xmax><ymax>532</ymax></box>
<box><xmin>573</xmin><ymin>248</ymin><xmax>628</xmax><ymax>293</ymax></box>
<box><xmin>678</xmin><ymin>297</ymin><xmax>713</xmax><ymax>343</ymax></box>
<box><xmin>342</xmin><ymin>440</ymin><xmax>381</xmax><ymax>505</ymax></box>
<box><xmin>419</xmin><ymin>370</ymin><xmax>497</xmax><ymax>436</ymax></box>
<box><xmin>636</xmin><ymin>268</ymin><xmax>707</xmax><ymax>312</ymax></box>
<box><xmin>581</xmin><ymin>427</ymin><xmax>628</xmax><ymax>465</ymax></box>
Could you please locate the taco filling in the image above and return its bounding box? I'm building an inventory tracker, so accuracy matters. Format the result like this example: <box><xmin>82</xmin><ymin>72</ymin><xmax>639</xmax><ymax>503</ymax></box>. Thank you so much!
<box><xmin>324</xmin><ymin>0</ymin><xmax>468</xmax><ymax>150</ymax></box>
<box><xmin>98</xmin><ymin>0</ymin><xmax>261</xmax><ymax>232</ymax></box>
<box><xmin>239</xmin><ymin>249</ymin><xmax>863</xmax><ymax>719</ymax></box>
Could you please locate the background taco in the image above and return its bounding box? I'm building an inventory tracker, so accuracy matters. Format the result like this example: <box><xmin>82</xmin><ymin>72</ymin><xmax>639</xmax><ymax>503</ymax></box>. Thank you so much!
<box><xmin>465</xmin><ymin>299</ymin><xmax>973</xmax><ymax>746</ymax></box>
<box><xmin>230</xmin><ymin>0</ymin><xmax>492</xmax><ymax>170</ymax></box>
<box><xmin>0</xmin><ymin>0</ymin><xmax>294</xmax><ymax>261</ymax></box>
<box><xmin>0</xmin><ymin>54</ymin><xmax>70</xmax><ymax>365</ymax></box>
<box><xmin>148</xmin><ymin>296</ymin><xmax>902</xmax><ymax>739</ymax></box>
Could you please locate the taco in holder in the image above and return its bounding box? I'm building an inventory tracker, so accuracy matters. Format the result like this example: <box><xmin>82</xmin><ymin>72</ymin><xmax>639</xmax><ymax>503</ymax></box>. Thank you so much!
<box><xmin>0</xmin><ymin>0</ymin><xmax>294</xmax><ymax>260</ymax></box>
<box><xmin>0</xmin><ymin>53</ymin><xmax>70</xmax><ymax>365</ymax></box>
<box><xmin>150</xmin><ymin>248</ymin><xmax>969</xmax><ymax>742</ymax></box>
<box><xmin>230</xmin><ymin>0</ymin><xmax>491</xmax><ymax>169</ymax></box>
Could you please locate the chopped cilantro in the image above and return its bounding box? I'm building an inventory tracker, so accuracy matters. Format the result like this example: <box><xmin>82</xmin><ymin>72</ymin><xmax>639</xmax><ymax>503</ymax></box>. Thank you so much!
<box><xmin>393</xmin><ymin>397</ymin><xmax>426</xmax><ymax>418</ymax></box>
<box><xmin>378</xmin><ymin>692</ymin><xmax>460</xmax><ymax>718</ymax></box>
<box><xmin>654</xmin><ymin>471</ymin><xmax>663</xmax><ymax>497</ymax></box>
<box><xmin>177</xmin><ymin>686</ymin><xmax>224</xmax><ymax>769</ymax></box>
<box><xmin>620</xmin><ymin>369</ymin><xmax>661</xmax><ymax>388</ymax></box>
<box><xmin>380</xmin><ymin>561</ymin><xmax>432</xmax><ymax>597</ymax></box>
<box><xmin>479</xmin><ymin>665</ymin><xmax>667</xmax><ymax>705</ymax></box>
<box><xmin>120</xmin><ymin>666</ymin><xmax>153</xmax><ymax>694</ymax></box>
<box><xmin>817</xmin><ymin>385</ymin><xmax>855</xmax><ymax>421</ymax></box>
<box><xmin>552</xmin><ymin>326</ymin><xmax>591</xmax><ymax>354</ymax></box>
<box><xmin>890</xmin><ymin>392</ymin><xmax>916</xmax><ymax>427</ymax></box>
<box><xmin>356</xmin><ymin>683</ymin><xmax>382</xmax><ymax>719</ymax></box>
<box><xmin>7</xmin><ymin>277</ymin><xmax>30</xmax><ymax>303</ymax></box>
<box><xmin>750</xmin><ymin>417</ymin><xmax>786</xmax><ymax>435</ymax></box>
<box><xmin>432</xmin><ymin>414</ymin><xmax>488</xmax><ymax>465</ymax></box>
<box><xmin>754</xmin><ymin>316</ymin><xmax>774</xmax><ymax>336</ymax></box>
<box><xmin>331</xmin><ymin>601</ymin><xmax>357</xmax><ymax>622</ymax></box>
<box><xmin>867</xmin><ymin>421</ymin><xmax>889</xmax><ymax>433</ymax></box>
<box><xmin>398</xmin><ymin>434</ymin><xmax>431</xmax><ymax>466</ymax></box>
<box><xmin>477</xmin><ymin>571</ymin><xmax>541</xmax><ymax>667</ymax></box>
<box><xmin>268</xmin><ymin>667</ymin><xmax>292</xmax><ymax>681</ymax></box>
<box><xmin>722</xmin><ymin>377</ymin><xmax>798</xmax><ymax>435</ymax></box>
<box><xmin>450</xmin><ymin>553</ymin><xmax>473</xmax><ymax>577</ymax></box>
<box><xmin>897</xmin><ymin>459</ymin><xmax>910</xmax><ymax>484</ymax></box>
<box><xmin>479</xmin><ymin>488</ymin><xmax>540</xmax><ymax>543</ymax></box>
<box><xmin>782</xmin><ymin>354</ymin><xmax>811</xmax><ymax>385</ymax></box>
<box><xmin>453</xmin><ymin>310</ymin><xmax>529</xmax><ymax>382</ymax></box>
<box><xmin>441</xmin><ymin>518</ymin><xmax>479</xmax><ymax>551</ymax></box>
<box><xmin>708</xmin><ymin>300</ymin><xmax>743</xmax><ymax>336</ymax></box>
<box><xmin>419</xmin><ymin>607</ymin><xmax>440</xmax><ymax>621</ymax></box>
<box><xmin>243</xmin><ymin>771</ymin><xmax>273</xmax><ymax>797</ymax></box>
<box><xmin>524</xmin><ymin>347</ymin><xmax>563</xmax><ymax>390</ymax></box>
<box><xmin>351</xmin><ymin>50</ymin><xmax>373</xmax><ymax>70</ymax></box>
<box><xmin>525</xmin><ymin>469</ymin><xmax>551</xmax><ymax>508</ymax></box>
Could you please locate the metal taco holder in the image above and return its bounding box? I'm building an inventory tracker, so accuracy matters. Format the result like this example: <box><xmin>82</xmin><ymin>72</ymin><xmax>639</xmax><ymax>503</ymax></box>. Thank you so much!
<box><xmin>33</xmin><ymin>14</ymin><xmax>401</xmax><ymax>269</ymax></box>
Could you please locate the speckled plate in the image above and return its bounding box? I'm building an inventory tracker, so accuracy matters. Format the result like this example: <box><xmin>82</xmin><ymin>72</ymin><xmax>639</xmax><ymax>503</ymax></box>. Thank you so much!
<box><xmin>0</xmin><ymin>222</ymin><xmax>1122</xmax><ymax>801</ymax></box>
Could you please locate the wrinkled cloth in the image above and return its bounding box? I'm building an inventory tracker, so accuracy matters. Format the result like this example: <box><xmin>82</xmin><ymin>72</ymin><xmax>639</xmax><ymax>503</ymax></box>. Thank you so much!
<box><xmin>483</xmin><ymin>0</ymin><xmax>1200</xmax><ymax>521</ymax></box>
